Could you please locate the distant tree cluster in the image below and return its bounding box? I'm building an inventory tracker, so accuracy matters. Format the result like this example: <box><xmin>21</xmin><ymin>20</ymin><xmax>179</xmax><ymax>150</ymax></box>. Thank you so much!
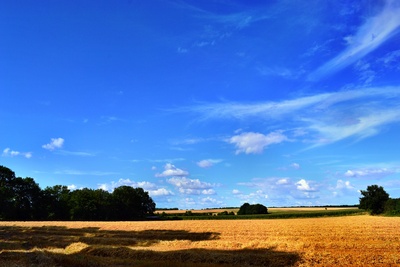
<box><xmin>359</xmin><ymin>185</ymin><xmax>400</xmax><ymax>215</ymax></box>
<box><xmin>0</xmin><ymin>165</ymin><xmax>155</xmax><ymax>221</ymax></box>
<box><xmin>237</xmin><ymin>203</ymin><xmax>268</xmax><ymax>215</ymax></box>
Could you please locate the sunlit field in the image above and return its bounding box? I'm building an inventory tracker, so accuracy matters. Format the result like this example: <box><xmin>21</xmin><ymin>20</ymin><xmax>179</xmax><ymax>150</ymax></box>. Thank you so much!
<box><xmin>1</xmin><ymin>215</ymin><xmax>399</xmax><ymax>266</ymax></box>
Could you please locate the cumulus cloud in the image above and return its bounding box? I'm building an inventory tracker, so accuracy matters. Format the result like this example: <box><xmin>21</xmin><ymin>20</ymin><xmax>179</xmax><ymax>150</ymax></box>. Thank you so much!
<box><xmin>336</xmin><ymin>180</ymin><xmax>354</xmax><ymax>190</ymax></box>
<box><xmin>296</xmin><ymin>179</ymin><xmax>316</xmax><ymax>191</ymax></box>
<box><xmin>197</xmin><ymin>159</ymin><xmax>223</xmax><ymax>168</ymax></box>
<box><xmin>98</xmin><ymin>178</ymin><xmax>157</xmax><ymax>192</ymax></box>
<box><xmin>202</xmin><ymin>189</ymin><xmax>216</xmax><ymax>195</ymax></box>
<box><xmin>98</xmin><ymin>178</ymin><xmax>173</xmax><ymax>197</ymax></box>
<box><xmin>276</xmin><ymin>178</ymin><xmax>290</xmax><ymax>185</ymax></box>
<box><xmin>42</xmin><ymin>138</ymin><xmax>64</xmax><ymax>151</ymax></box>
<box><xmin>308</xmin><ymin>0</ymin><xmax>400</xmax><ymax>80</ymax></box>
<box><xmin>168</xmin><ymin>177</ymin><xmax>216</xmax><ymax>195</ymax></box>
<box><xmin>155</xmin><ymin>163</ymin><xmax>189</xmax><ymax>177</ymax></box>
<box><xmin>200</xmin><ymin>196</ymin><xmax>223</xmax><ymax>206</ymax></box>
<box><xmin>148</xmin><ymin>188</ymin><xmax>174</xmax><ymax>197</ymax></box>
<box><xmin>231</xmin><ymin>189</ymin><xmax>269</xmax><ymax>204</ymax></box>
<box><xmin>2</xmin><ymin>148</ymin><xmax>32</xmax><ymax>158</ymax></box>
<box><xmin>229</xmin><ymin>131</ymin><xmax>288</xmax><ymax>154</ymax></box>
<box><xmin>238</xmin><ymin>177</ymin><xmax>322</xmax><ymax>206</ymax></box>
<box><xmin>67</xmin><ymin>184</ymin><xmax>78</xmax><ymax>190</ymax></box>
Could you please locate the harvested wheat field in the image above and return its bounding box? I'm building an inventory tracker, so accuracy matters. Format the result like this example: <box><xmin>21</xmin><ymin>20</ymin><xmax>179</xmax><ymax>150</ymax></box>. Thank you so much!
<box><xmin>1</xmin><ymin>215</ymin><xmax>399</xmax><ymax>266</ymax></box>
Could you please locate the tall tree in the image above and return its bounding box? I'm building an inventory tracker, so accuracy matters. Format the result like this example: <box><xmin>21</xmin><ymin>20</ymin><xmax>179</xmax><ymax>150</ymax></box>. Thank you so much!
<box><xmin>0</xmin><ymin>166</ymin><xmax>16</xmax><ymax>220</ymax></box>
<box><xmin>9</xmin><ymin>177</ymin><xmax>42</xmax><ymax>220</ymax></box>
<box><xmin>359</xmin><ymin>185</ymin><xmax>389</xmax><ymax>215</ymax></box>
<box><xmin>42</xmin><ymin>185</ymin><xmax>71</xmax><ymax>220</ymax></box>
<box><xmin>111</xmin><ymin>186</ymin><xmax>155</xmax><ymax>220</ymax></box>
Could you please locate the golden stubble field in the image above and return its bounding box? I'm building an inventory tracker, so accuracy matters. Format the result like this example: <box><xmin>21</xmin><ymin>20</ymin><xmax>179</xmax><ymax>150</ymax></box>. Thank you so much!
<box><xmin>1</xmin><ymin>215</ymin><xmax>399</xmax><ymax>266</ymax></box>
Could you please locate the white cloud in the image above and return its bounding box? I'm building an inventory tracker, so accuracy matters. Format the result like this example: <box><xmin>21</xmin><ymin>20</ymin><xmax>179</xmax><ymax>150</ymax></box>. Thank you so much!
<box><xmin>380</xmin><ymin>49</ymin><xmax>400</xmax><ymax>69</ymax></box>
<box><xmin>155</xmin><ymin>163</ymin><xmax>189</xmax><ymax>177</ymax></box>
<box><xmin>148</xmin><ymin>188</ymin><xmax>174</xmax><ymax>197</ymax></box>
<box><xmin>168</xmin><ymin>177</ymin><xmax>212</xmax><ymax>189</ymax></box>
<box><xmin>296</xmin><ymin>179</ymin><xmax>316</xmax><ymax>192</ymax></box>
<box><xmin>231</xmin><ymin>189</ymin><xmax>269</xmax><ymax>204</ymax></box>
<box><xmin>187</xmin><ymin>87</ymin><xmax>400</xmax><ymax>147</ymax></box>
<box><xmin>98</xmin><ymin>178</ymin><xmax>157</xmax><ymax>192</ymax></box>
<box><xmin>336</xmin><ymin>180</ymin><xmax>354</xmax><ymax>190</ymax></box>
<box><xmin>229</xmin><ymin>131</ymin><xmax>288</xmax><ymax>154</ymax></box>
<box><xmin>276</xmin><ymin>178</ymin><xmax>290</xmax><ymax>185</ymax></box>
<box><xmin>200</xmin><ymin>196</ymin><xmax>222</xmax><ymax>206</ymax></box>
<box><xmin>2</xmin><ymin>148</ymin><xmax>32</xmax><ymax>158</ymax></box>
<box><xmin>291</xmin><ymin>163</ymin><xmax>301</xmax><ymax>170</ymax></box>
<box><xmin>309</xmin><ymin>0</ymin><xmax>400</xmax><ymax>80</ymax></box>
<box><xmin>197</xmin><ymin>159</ymin><xmax>223</xmax><ymax>168</ymax></box>
<box><xmin>237</xmin><ymin>177</ymin><xmax>325</xmax><ymax>205</ymax></box>
<box><xmin>232</xmin><ymin>189</ymin><xmax>241</xmax><ymax>194</ymax></box>
<box><xmin>167</xmin><ymin>177</ymin><xmax>216</xmax><ymax>195</ymax></box>
<box><xmin>42</xmin><ymin>138</ymin><xmax>64</xmax><ymax>151</ymax></box>
<box><xmin>202</xmin><ymin>189</ymin><xmax>216</xmax><ymax>195</ymax></box>
<box><xmin>67</xmin><ymin>184</ymin><xmax>77</xmax><ymax>190</ymax></box>
<box><xmin>344</xmin><ymin>168</ymin><xmax>394</xmax><ymax>178</ymax></box>
<box><xmin>98</xmin><ymin>179</ymin><xmax>174</xmax><ymax>197</ymax></box>
<box><xmin>189</xmin><ymin>93</ymin><xmax>334</xmax><ymax>120</ymax></box>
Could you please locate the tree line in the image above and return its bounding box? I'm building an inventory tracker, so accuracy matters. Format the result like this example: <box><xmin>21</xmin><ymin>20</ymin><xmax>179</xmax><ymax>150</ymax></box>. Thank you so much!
<box><xmin>0</xmin><ymin>165</ymin><xmax>155</xmax><ymax>221</ymax></box>
<box><xmin>359</xmin><ymin>184</ymin><xmax>400</xmax><ymax>215</ymax></box>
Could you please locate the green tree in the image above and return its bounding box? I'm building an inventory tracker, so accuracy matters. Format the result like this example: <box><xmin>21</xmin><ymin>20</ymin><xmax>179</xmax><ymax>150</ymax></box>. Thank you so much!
<box><xmin>359</xmin><ymin>185</ymin><xmax>389</xmax><ymax>215</ymax></box>
<box><xmin>237</xmin><ymin>203</ymin><xmax>268</xmax><ymax>215</ymax></box>
<box><xmin>8</xmin><ymin>177</ymin><xmax>42</xmax><ymax>220</ymax></box>
<box><xmin>0</xmin><ymin>166</ymin><xmax>16</xmax><ymax>220</ymax></box>
<box><xmin>69</xmin><ymin>188</ymin><xmax>112</xmax><ymax>220</ymax></box>
<box><xmin>0</xmin><ymin>166</ymin><xmax>43</xmax><ymax>220</ymax></box>
<box><xmin>42</xmin><ymin>185</ymin><xmax>71</xmax><ymax>220</ymax></box>
<box><xmin>384</xmin><ymin>198</ymin><xmax>400</xmax><ymax>216</ymax></box>
<box><xmin>111</xmin><ymin>186</ymin><xmax>155</xmax><ymax>220</ymax></box>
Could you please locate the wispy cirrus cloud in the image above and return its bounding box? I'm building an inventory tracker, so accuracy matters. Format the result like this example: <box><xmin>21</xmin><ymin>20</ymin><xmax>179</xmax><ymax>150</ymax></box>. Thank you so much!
<box><xmin>186</xmin><ymin>87</ymin><xmax>400</xmax><ymax>147</ymax></box>
<box><xmin>56</xmin><ymin>150</ymin><xmax>95</xmax><ymax>157</ymax></box>
<box><xmin>309</xmin><ymin>0</ymin><xmax>400</xmax><ymax>80</ymax></box>
<box><xmin>197</xmin><ymin>159</ymin><xmax>223</xmax><ymax>168</ymax></box>
<box><xmin>344</xmin><ymin>168</ymin><xmax>394</xmax><ymax>179</ymax></box>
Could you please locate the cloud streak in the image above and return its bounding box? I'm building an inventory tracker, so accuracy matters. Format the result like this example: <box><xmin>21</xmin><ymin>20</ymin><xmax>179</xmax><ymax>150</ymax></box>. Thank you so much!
<box><xmin>309</xmin><ymin>0</ymin><xmax>400</xmax><ymax>80</ymax></box>
<box><xmin>187</xmin><ymin>87</ymin><xmax>400</xmax><ymax>147</ymax></box>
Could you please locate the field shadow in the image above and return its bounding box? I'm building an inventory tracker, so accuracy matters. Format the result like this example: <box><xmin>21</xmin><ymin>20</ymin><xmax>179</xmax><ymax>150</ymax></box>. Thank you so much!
<box><xmin>0</xmin><ymin>246</ymin><xmax>301</xmax><ymax>267</ymax></box>
<box><xmin>0</xmin><ymin>225</ymin><xmax>301</xmax><ymax>266</ymax></box>
<box><xmin>0</xmin><ymin>225</ymin><xmax>219</xmax><ymax>249</ymax></box>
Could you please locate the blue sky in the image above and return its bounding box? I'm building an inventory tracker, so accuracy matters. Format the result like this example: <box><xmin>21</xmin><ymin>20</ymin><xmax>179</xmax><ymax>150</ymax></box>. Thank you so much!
<box><xmin>2</xmin><ymin>0</ymin><xmax>400</xmax><ymax>209</ymax></box>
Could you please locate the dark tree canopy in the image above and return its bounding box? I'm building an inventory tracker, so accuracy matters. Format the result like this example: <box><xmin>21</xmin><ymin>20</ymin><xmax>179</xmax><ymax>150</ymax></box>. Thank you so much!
<box><xmin>359</xmin><ymin>185</ymin><xmax>389</xmax><ymax>215</ymax></box>
<box><xmin>0</xmin><ymin>165</ymin><xmax>156</xmax><ymax>221</ymax></box>
<box><xmin>237</xmin><ymin>203</ymin><xmax>268</xmax><ymax>215</ymax></box>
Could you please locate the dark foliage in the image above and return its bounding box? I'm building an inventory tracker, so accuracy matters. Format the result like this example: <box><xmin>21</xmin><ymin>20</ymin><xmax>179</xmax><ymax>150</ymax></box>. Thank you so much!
<box><xmin>0</xmin><ymin>165</ymin><xmax>156</xmax><ymax>221</ymax></box>
<box><xmin>359</xmin><ymin>185</ymin><xmax>389</xmax><ymax>215</ymax></box>
<box><xmin>237</xmin><ymin>203</ymin><xmax>268</xmax><ymax>215</ymax></box>
<box><xmin>384</xmin><ymin>198</ymin><xmax>400</xmax><ymax>216</ymax></box>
